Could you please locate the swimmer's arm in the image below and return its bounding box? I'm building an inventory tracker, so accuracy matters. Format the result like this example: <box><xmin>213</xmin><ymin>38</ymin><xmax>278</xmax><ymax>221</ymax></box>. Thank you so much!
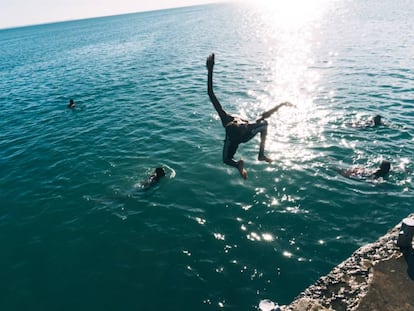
<box><xmin>258</xmin><ymin>101</ymin><xmax>295</xmax><ymax>120</ymax></box>
<box><xmin>207</xmin><ymin>54</ymin><xmax>228</xmax><ymax>123</ymax></box>
<box><xmin>337</xmin><ymin>166</ymin><xmax>366</xmax><ymax>178</ymax></box>
<box><xmin>207</xmin><ymin>54</ymin><xmax>221</xmax><ymax>109</ymax></box>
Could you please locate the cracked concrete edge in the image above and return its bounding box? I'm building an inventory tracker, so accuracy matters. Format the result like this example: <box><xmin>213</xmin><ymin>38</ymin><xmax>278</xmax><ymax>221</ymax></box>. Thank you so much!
<box><xmin>281</xmin><ymin>213</ymin><xmax>414</xmax><ymax>311</ymax></box>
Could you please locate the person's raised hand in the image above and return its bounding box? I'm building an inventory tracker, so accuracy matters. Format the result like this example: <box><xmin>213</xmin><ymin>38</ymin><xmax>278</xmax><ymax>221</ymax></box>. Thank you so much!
<box><xmin>206</xmin><ymin>53</ymin><xmax>215</xmax><ymax>71</ymax></box>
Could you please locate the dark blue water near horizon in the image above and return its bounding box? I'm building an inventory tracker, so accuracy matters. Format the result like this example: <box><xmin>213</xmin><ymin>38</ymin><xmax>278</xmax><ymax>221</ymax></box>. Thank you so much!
<box><xmin>0</xmin><ymin>1</ymin><xmax>413</xmax><ymax>310</ymax></box>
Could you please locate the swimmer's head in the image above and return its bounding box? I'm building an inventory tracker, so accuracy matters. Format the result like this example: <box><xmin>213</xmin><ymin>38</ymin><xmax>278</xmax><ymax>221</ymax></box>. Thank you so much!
<box><xmin>155</xmin><ymin>167</ymin><xmax>166</xmax><ymax>177</ymax></box>
<box><xmin>373</xmin><ymin>114</ymin><xmax>382</xmax><ymax>126</ymax></box>
<box><xmin>379</xmin><ymin>160</ymin><xmax>391</xmax><ymax>173</ymax></box>
<box><xmin>68</xmin><ymin>99</ymin><xmax>75</xmax><ymax>108</ymax></box>
<box><xmin>373</xmin><ymin>160</ymin><xmax>391</xmax><ymax>178</ymax></box>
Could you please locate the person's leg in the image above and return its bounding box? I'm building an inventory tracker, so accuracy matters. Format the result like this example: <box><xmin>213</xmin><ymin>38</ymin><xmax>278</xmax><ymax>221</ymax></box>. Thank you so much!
<box><xmin>223</xmin><ymin>138</ymin><xmax>239</xmax><ymax>167</ymax></box>
<box><xmin>258</xmin><ymin>131</ymin><xmax>272</xmax><ymax>162</ymax></box>
<box><xmin>242</xmin><ymin>121</ymin><xmax>272</xmax><ymax>162</ymax></box>
<box><xmin>223</xmin><ymin>138</ymin><xmax>247</xmax><ymax>179</ymax></box>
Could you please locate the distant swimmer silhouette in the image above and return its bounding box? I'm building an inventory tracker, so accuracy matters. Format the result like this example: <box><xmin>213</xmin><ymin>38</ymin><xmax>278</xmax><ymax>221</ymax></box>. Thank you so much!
<box><xmin>339</xmin><ymin>160</ymin><xmax>391</xmax><ymax>179</ymax></box>
<box><xmin>372</xmin><ymin>114</ymin><xmax>384</xmax><ymax>127</ymax></box>
<box><xmin>206</xmin><ymin>53</ymin><xmax>294</xmax><ymax>179</ymax></box>
<box><xmin>369</xmin><ymin>114</ymin><xmax>404</xmax><ymax>129</ymax></box>
<box><xmin>348</xmin><ymin>114</ymin><xmax>388</xmax><ymax>128</ymax></box>
<box><xmin>68</xmin><ymin>99</ymin><xmax>76</xmax><ymax>109</ymax></box>
<box><xmin>141</xmin><ymin>167</ymin><xmax>166</xmax><ymax>190</ymax></box>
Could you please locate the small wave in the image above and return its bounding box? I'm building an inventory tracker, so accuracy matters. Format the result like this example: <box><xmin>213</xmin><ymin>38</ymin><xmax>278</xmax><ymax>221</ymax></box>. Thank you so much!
<box><xmin>163</xmin><ymin>164</ymin><xmax>176</xmax><ymax>179</ymax></box>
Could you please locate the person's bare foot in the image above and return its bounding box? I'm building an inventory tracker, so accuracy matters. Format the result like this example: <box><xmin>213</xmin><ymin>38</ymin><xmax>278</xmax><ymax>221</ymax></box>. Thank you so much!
<box><xmin>258</xmin><ymin>155</ymin><xmax>272</xmax><ymax>163</ymax></box>
<box><xmin>237</xmin><ymin>160</ymin><xmax>247</xmax><ymax>179</ymax></box>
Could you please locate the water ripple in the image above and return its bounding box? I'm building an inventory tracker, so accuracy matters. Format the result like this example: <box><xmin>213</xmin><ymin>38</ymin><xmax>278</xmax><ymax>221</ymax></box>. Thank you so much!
<box><xmin>1</xmin><ymin>2</ymin><xmax>414</xmax><ymax>310</ymax></box>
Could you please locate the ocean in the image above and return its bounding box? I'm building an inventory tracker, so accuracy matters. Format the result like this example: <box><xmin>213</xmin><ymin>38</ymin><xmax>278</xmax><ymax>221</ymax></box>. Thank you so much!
<box><xmin>0</xmin><ymin>0</ymin><xmax>413</xmax><ymax>309</ymax></box>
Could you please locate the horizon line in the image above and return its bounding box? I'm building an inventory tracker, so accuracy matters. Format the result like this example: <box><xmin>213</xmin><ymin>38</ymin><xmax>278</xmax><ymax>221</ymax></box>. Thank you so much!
<box><xmin>0</xmin><ymin>1</ymin><xmax>226</xmax><ymax>31</ymax></box>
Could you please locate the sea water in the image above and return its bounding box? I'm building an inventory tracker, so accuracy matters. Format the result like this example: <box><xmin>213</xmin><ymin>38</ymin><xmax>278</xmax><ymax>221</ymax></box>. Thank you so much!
<box><xmin>0</xmin><ymin>0</ymin><xmax>413</xmax><ymax>310</ymax></box>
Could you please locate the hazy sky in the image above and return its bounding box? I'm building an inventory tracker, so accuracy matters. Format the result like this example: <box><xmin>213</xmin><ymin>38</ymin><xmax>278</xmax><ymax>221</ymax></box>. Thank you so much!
<box><xmin>0</xmin><ymin>0</ymin><xmax>223</xmax><ymax>29</ymax></box>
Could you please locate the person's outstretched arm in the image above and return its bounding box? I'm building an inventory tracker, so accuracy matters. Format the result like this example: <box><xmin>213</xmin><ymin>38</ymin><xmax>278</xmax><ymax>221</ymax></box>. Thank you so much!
<box><xmin>207</xmin><ymin>53</ymin><xmax>230</xmax><ymax>127</ymax></box>
<box><xmin>257</xmin><ymin>101</ymin><xmax>295</xmax><ymax>121</ymax></box>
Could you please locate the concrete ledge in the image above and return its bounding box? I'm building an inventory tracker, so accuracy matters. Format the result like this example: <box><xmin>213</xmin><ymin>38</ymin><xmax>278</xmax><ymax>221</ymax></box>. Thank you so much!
<box><xmin>281</xmin><ymin>213</ymin><xmax>414</xmax><ymax>311</ymax></box>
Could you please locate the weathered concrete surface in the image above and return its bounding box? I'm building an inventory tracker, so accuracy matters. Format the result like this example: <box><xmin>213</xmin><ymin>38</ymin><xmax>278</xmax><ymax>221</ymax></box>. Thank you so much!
<box><xmin>282</xmin><ymin>214</ymin><xmax>414</xmax><ymax>311</ymax></box>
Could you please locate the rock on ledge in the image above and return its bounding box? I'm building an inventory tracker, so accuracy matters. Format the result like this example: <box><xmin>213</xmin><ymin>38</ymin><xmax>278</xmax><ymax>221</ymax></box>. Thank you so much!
<box><xmin>282</xmin><ymin>214</ymin><xmax>414</xmax><ymax>311</ymax></box>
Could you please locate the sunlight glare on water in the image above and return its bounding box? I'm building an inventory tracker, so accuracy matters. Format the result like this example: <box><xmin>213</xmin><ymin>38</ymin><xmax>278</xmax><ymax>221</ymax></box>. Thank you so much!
<box><xmin>1</xmin><ymin>1</ymin><xmax>413</xmax><ymax>310</ymax></box>
<box><xmin>249</xmin><ymin>0</ymin><xmax>331</xmax><ymax>28</ymax></box>
<box><xmin>238</xmin><ymin>0</ymin><xmax>337</xmax><ymax>167</ymax></box>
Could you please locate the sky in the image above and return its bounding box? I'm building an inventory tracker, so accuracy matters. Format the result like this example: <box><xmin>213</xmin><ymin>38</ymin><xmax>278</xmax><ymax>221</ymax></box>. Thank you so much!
<box><xmin>0</xmin><ymin>0</ymin><xmax>223</xmax><ymax>29</ymax></box>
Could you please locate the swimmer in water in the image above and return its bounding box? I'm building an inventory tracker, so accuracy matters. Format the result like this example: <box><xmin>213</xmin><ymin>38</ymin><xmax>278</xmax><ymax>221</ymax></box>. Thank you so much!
<box><xmin>372</xmin><ymin>114</ymin><xmax>383</xmax><ymax>127</ymax></box>
<box><xmin>68</xmin><ymin>99</ymin><xmax>76</xmax><ymax>109</ymax></box>
<box><xmin>348</xmin><ymin>114</ymin><xmax>388</xmax><ymax>128</ymax></box>
<box><xmin>141</xmin><ymin>167</ymin><xmax>166</xmax><ymax>190</ymax></box>
<box><xmin>372</xmin><ymin>160</ymin><xmax>391</xmax><ymax>178</ymax></box>
<box><xmin>206</xmin><ymin>53</ymin><xmax>294</xmax><ymax>179</ymax></box>
<box><xmin>339</xmin><ymin>160</ymin><xmax>391</xmax><ymax>179</ymax></box>
<box><xmin>370</xmin><ymin>114</ymin><xmax>403</xmax><ymax>129</ymax></box>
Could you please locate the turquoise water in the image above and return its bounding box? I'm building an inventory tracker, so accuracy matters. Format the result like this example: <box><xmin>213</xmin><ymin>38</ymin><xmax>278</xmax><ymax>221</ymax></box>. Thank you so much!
<box><xmin>1</xmin><ymin>1</ymin><xmax>413</xmax><ymax>309</ymax></box>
